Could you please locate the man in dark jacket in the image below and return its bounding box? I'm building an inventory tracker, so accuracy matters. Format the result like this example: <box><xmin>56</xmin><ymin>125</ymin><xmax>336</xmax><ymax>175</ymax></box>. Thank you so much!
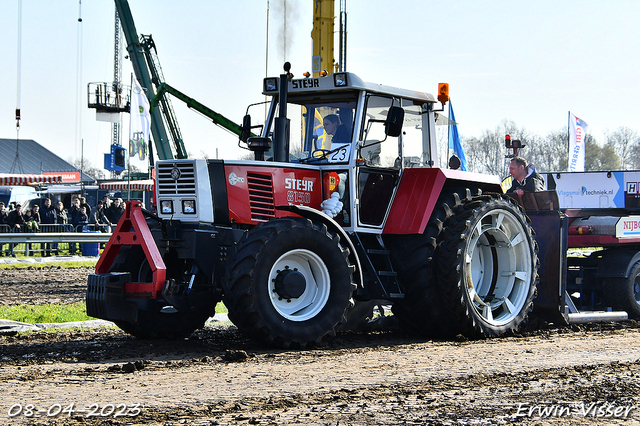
<box><xmin>41</xmin><ymin>198</ymin><xmax>57</xmax><ymax>256</ymax></box>
<box><xmin>54</xmin><ymin>201</ymin><xmax>68</xmax><ymax>255</ymax></box>
<box><xmin>68</xmin><ymin>198</ymin><xmax>81</xmax><ymax>255</ymax></box>
<box><xmin>0</xmin><ymin>202</ymin><xmax>6</xmax><ymax>255</ymax></box>
<box><xmin>106</xmin><ymin>198</ymin><xmax>125</xmax><ymax>225</ymax></box>
<box><xmin>90</xmin><ymin>201</ymin><xmax>111</xmax><ymax>229</ymax></box>
<box><xmin>506</xmin><ymin>157</ymin><xmax>545</xmax><ymax>196</ymax></box>
<box><xmin>6</xmin><ymin>204</ymin><xmax>24</xmax><ymax>257</ymax></box>
<box><xmin>79</xmin><ymin>196</ymin><xmax>91</xmax><ymax>218</ymax></box>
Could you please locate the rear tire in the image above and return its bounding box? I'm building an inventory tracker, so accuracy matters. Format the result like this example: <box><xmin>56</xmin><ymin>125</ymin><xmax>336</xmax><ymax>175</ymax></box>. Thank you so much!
<box><xmin>603</xmin><ymin>261</ymin><xmax>640</xmax><ymax>319</ymax></box>
<box><xmin>223</xmin><ymin>218</ymin><xmax>356</xmax><ymax>348</ymax></box>
<box><xmin>388</xmin><ymin>188</ymin><xmax>477</xmax><ymax>337</ymax></box>
<box><xmin>437</xmin><ymin>194</ymin><xmax>538</xmax><ymax>338</ymax></box>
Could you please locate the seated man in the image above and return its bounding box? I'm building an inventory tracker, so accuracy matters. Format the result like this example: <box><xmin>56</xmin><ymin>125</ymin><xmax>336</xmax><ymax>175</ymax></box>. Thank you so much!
<box><xmin>506</xmin><ymin>156</ymin><xmax>545</xmax><ymax>196</ymax></box>
<box><xmin>323</xmin><ymin>114</ymin><xmax>351</xmax><ymax>144</ymax></box>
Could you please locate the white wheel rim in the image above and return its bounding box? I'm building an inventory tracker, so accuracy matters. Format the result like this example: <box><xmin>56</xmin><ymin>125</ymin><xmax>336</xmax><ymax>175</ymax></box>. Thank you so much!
<box><xmin>464</xmin><ymin>208</ymin><xmax>532</xmax><ymax>326</ymax></box>
<box><xmin>268</xmin><ymin>249</ymin><xmax>331</xmax><ymax>322</ymax></box>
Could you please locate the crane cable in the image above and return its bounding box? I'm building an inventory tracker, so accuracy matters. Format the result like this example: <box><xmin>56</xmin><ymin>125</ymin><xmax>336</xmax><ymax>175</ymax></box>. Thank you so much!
<box><xmin>15</xmin><ymin>0</ymin><xmax>21</xmax><ymax>133</ymax></box>
<box><xmin>11</xmin><ymin>0</ymin><xmax>24</xmax><ymax>173</ymax></box>
<box><xmin>75</xmin><ymin>0</ymin><xmax>83</xmax><ymax>162</ymax></box>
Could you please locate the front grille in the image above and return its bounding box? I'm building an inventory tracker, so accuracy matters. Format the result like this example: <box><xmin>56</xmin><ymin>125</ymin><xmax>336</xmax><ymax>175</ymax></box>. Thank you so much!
<box><xmin>157</xmin><ymin>162</ymin><xmax>197</xmax><ymax>196</ymax></box>
<box><xmin>247</xmin><ymin>172</ymin><xmax>275</xmax><ymax>221</ymax></box>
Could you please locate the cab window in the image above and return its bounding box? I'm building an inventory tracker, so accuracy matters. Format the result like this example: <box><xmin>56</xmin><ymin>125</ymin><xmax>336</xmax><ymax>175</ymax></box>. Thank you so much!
<box><xmin>359</xmin><ymin>95</ymin><xmax>401</xmax><ymax>168</ymax></box>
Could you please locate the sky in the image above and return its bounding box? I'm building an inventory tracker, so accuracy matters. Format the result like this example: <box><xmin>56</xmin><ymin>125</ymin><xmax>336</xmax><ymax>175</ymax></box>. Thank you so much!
<box><xmin>1</xmin><ymin>0</ymin><xmax>639</xmax><ymax>173</ymax></box>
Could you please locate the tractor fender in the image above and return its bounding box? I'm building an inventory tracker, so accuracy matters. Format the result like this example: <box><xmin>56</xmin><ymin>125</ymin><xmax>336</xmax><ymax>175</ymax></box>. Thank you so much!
<box><xmin>384</xmin><ymin>168</ymin><xmax>503</xmax><ymax>235</ymax></box>
<box><xmin>276</xmin><ymin>204</ymin><xmax>364</xmax><ymax>289</ymax></box>
<box><xmin>596</xmin><ymin>249</ymin><xmax>640</xmax><ymax>279</ymax></box>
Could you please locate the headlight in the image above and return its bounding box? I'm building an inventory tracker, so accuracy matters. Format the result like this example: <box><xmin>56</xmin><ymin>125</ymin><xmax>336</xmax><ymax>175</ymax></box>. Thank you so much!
<box><xmin>160</xmin><ymin>200</ymin><xmax>173</xmax><ymax>214</ymax></box>
<box><xmin>333</xmin><ymin>73</ymin><xmax>347</xmax><ymax>87</ymax></box>
<box><xmin>182</xmin><ymin>200</ymin><xmax>196</xmax><ymax>214</ymax></box>
<box><xmin>264</xmin><ymin>78</ymin><xmax>278</xmax><ymax>92</ymax></box>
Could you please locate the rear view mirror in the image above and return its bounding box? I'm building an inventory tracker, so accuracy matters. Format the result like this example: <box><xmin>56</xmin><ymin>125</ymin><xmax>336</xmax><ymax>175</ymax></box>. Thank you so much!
<box><xmin>240</xmin><ymin>115</ymin><xmax>252</xmax><ymax>142</ymax></box>
<box><xmin>384</xmin><ymin>106</ymin><xmax>404</xmax><ymax>137</ymax></box>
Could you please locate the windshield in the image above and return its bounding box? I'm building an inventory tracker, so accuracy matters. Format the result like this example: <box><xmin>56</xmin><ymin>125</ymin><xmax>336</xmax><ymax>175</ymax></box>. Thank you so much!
<box><xmin>269</xmin><ymin>94</ymin><xmax>358</xmax><ymax>164</ymax></box>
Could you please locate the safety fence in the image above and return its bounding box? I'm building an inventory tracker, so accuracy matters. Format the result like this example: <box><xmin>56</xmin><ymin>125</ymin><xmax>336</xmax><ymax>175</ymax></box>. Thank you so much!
<box><xmin>0</xmin><ymin>224</ymin><xmax>112</xmax><ymax>257</ymax></box>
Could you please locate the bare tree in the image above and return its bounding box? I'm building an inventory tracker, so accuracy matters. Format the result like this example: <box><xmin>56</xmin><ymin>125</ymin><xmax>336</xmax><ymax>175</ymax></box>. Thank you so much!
<box><xmin>631</xmin><ymin>144</ymin><xmax>640</xmax><ymax>169</ymax></box>
<box><xmin>68</xmin><ymin>158</ymin><xmax>105</xmax><ymax>181</ymax></box>
<box><xmin>584</xmin><ymin>135</ymin><xmax>621</xmax><ymax>171</ymax></box>
<box><xmin>463</xmin><ymin>120</ymin><xmax>533</xmax><ymax>178</ymax></box>
<box><xmin>604</xmin><ymin>127</ymin><xmax>639</xmax><ymax>170</ymax></box>
<box><xmin>526</xmin><ymin>129</ymin><xmax>568</xmax><ymax>173</ymax></box>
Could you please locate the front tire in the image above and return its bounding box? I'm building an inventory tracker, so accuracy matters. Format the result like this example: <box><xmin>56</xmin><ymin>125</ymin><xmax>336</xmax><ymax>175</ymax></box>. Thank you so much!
<box><xmin>114</xmin><ymin>309</ymin><xmax>211</xmax><ymax>340</ymax></box>
<box><xmin>437</xmin><ymin>194</ymin><xmax>538</xmax><ymax>338</ymax></box>
<box><xmin>108</xmin><ymin>246</ymin><xmax>214</xmax><ymax>339</ymax></box>
<box><xmin>223</xmin><ymin>218</ymin><xmax>356</xmax><ymax>348</ymax></box>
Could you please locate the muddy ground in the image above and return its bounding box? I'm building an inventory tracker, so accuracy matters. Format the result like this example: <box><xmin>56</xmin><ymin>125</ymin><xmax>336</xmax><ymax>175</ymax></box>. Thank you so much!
<box><xmin>0</xmin><ymin>265</ymin><xmax>91</xmax><ymax>306</ymax></box>
<box><xmin>1</xmin><ymin>266</ymin><xmax>640</xmax><ymax>425</ymax></box>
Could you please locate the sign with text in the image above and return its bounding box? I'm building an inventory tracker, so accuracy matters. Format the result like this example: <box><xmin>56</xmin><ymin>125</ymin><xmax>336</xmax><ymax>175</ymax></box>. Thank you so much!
<box><xmin>43</xmin><ymin>171</ymin><xmax>81</xmax><ymax>183</ymax></box>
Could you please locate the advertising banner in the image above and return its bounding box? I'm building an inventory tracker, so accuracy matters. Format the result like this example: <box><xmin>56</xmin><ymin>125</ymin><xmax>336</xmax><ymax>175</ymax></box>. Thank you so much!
<box><xmin>568</xmin><ymin>112</ymin><xmax>588</xmax><ymax>172</ymax></box>
<box><xmin>129</xmin><ymin>78</ymin><xmax>150</xmax><ymax>170</ymax></box>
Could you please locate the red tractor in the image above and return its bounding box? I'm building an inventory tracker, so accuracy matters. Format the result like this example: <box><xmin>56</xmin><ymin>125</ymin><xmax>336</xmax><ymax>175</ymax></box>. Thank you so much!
<box><xmin>88</xmin><ymin>64</ymin><xmax>539</xmax><ymax>348</ymax></box>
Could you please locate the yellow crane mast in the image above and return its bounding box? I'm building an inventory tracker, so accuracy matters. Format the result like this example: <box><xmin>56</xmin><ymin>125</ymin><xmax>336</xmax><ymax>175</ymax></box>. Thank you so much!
<box><xmin>311</xmin><ymin>0</ymin><xmax>335</xmax><ymax>76</ymax></box>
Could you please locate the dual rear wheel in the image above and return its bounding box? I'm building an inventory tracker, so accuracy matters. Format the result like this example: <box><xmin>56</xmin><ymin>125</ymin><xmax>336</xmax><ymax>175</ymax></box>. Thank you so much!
<box><xmin>392</xmin><ymin>191</ymin><xmax>539</xmax><ymax>338</ymax></box>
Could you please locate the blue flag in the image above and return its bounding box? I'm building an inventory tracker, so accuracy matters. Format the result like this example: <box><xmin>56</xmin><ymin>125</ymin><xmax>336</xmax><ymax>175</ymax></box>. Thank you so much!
<box><xmin>448</xmin><ymin>102</ymin><xmax>467</xmax><ymax>171</ymax></box>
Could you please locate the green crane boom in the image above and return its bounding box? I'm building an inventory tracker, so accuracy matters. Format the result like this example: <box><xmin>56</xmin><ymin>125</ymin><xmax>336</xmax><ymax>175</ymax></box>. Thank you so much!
<box><xmin>153</xmin><ymin>83</ymin><xmax>254</xmax><ymax>140</ymax></box>
<box><xmin>114</xmin><ymin>0</ymin><xmax>179</xmax><ymax>160</ymax></box>
<box><xmin>115</xmin><ymin>0</ymin><xmax>249</xmax><ymax>160</ymax></box>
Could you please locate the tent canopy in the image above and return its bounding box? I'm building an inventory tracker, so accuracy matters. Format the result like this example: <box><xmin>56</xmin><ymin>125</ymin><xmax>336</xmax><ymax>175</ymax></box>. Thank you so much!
<box><xmin>99</xmin><ymin>179</ymin><xmax>154</xmax><ymax>192</ymax></box>
<box><xmin>0</xmin><ymin>173</ymin><xmax>63</xmax><ymax>186</ymax></box>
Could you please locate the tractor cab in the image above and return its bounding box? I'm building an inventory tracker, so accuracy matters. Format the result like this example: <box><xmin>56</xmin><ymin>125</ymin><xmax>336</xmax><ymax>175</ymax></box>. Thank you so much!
<box><xmin>240</xmin><ymin>65</ymin><xmax>444</xmax><ymax>231</ymax></box>
<box><xmin>244</xmin><ymin>66</ymin><xmax>441</xmax><ymax>169</ymax></box>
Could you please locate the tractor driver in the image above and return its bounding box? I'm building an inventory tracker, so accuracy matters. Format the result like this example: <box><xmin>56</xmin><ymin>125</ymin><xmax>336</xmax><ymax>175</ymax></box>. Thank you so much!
<box><xmin>323</xmin><ymin>114</ymin><xmax>351</xmax><ymax>144</ymax></box>
<box><xmin>506</xmin><ymin>156</ymin><xmax>545</xmax><ymax>196</ymax></box>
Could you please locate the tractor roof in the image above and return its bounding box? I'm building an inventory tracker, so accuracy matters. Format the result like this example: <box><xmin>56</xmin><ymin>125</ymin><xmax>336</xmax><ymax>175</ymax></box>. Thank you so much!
<box><xmin>263</xmin><ymin>72</ymin><xmax>437</xmax><ymax>105</ymax></box>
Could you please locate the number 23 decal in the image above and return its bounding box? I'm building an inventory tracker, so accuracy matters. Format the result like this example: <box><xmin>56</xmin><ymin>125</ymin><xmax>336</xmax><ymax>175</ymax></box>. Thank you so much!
<box><xmin>328</xmin><ymin>144</ymin><xmax>351</xmax><ymax>163</ymax></box>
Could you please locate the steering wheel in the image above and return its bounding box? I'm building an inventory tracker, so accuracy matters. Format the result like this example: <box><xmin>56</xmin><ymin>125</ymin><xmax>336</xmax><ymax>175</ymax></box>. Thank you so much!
<box><xmin>299</xmin><ymin>149</ymin><xmax>332</xmax><ymax>163</ymax></box>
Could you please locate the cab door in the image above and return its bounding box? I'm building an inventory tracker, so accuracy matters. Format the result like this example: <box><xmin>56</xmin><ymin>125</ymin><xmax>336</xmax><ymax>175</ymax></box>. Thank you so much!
<box><xmin>356</xmin><ymin>95</ymin><xmax>403</xmax><ymax>228</ymax></box>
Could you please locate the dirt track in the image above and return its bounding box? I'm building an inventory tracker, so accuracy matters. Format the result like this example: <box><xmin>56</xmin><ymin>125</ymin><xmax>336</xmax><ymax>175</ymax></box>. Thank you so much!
<box><xmin>1</xmin><ymin>266</ymin><xmax>640</xmax><ymax>425</ymax></box>
<box><xmin>0</xmin><ymin>265</ymin><xmax>90</xmax><ymax>306</ymax></box>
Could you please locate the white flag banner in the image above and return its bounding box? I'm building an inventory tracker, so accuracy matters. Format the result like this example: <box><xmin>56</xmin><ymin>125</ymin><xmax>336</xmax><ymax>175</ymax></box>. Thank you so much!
<box><xmin>568</xmin><ymin>112</ymin><xmax>588</xmax><ymax>172</ymax></box>
<box><xmin>129</xmin><ymin>77</ymin><xmax>150</xmax><ymax>170</ymax></box>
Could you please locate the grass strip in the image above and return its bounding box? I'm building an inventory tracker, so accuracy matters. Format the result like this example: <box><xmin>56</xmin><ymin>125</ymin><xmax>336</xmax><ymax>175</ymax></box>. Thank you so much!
<box><xmin>0</xmin><ymin>260</ymin><xmax>98</xmax><ymax>269</ymax></box>
<box><xmin>0</xmin><ymin>302</ymin><xmax>93</xmax><ymax>324</ymax></box>
<box><xmin>0</xmin><ymin>301</ymin><xmax>228</xmax><ymax>324</ymax></box>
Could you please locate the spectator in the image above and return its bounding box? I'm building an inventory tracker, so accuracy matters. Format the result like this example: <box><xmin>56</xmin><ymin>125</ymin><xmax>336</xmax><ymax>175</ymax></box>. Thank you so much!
<box><xmin>73</xmin><ymin>206</ymin><xmax>89</xmax><ymax>256</ymax></box>
<box><xmin>102</xmin><ymin>194</ymin><xmax>112</xmax><ymax>210</ymax></box>
<box><xmin>91</xmin><ymin>200</ymin><xmax>111</xmax><ymax>249</ymax></box>
<box><xmin>80</xmin><ymin>196</ymin><xmax>92</xmax><ymax>218</ymax></box>
<box><xmin>0</xmin><ymin>202</ymin><xmax>7</xmax><ymax>256</ymax></box>
<box><xmin>78</xmin><ymin>206</ymin><xmax>89</xmax><ymax>226</ymax></box>
<box><xmin>106</xmin><ymin>198</ymin><xmax>125</xmax><ymax>225</ymax></box>
<box><xmin>90</xmin><ymin>200</ymin><xmax>111</xmax><ymax>230</ymax></box>
<box><xmin>54</xmin><ymin>201</ymin><xmax>68</xmax><ymax>255</ymax></box>
<box><xmin>0</xmin><ymin>202</ymin><xmax>6</xmax><ymax>249</ymax></box>
<box><xmin>24</xmin><ymin>207</ymin><xmax>40</xmax><ymax>256</ymax></box>
<box><xmin>69</xmin><ymin>198</ymin><xmax>81</xmax><ymax>255</ymax></box>
<box><xmin>41</xmin><ymin>198</ymin><xmax>57</xmax><ymax>256</ymax></box>
<box><xmin>55</xmin><ymin>201</ymin><xmax>68</xmax><ymax>224</ymax></box>
<box><xmin>30</xmin><ymin>205</ymin><xmax>41</xmax><ymax>228</ymax></box>
<box><xmin>6</xmin><ymin>204</ymin><xmax>24</xmax><ymax>257</ymax></box>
